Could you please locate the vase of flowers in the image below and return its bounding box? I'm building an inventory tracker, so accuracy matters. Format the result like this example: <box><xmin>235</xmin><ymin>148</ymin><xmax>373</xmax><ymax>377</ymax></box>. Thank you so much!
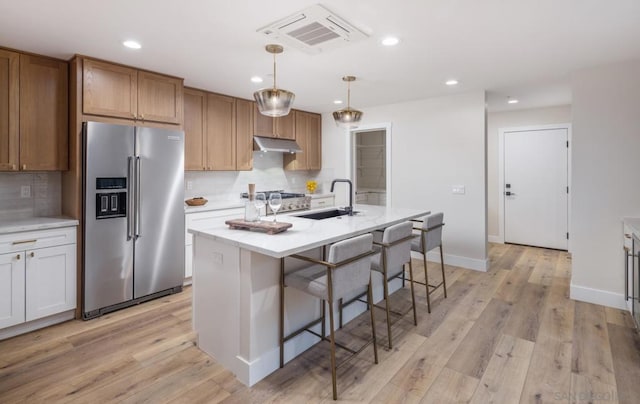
<box><xmin>306</xmin><ymin>180</ymin><xmax>317</xmax><ymax>194</ymax></box>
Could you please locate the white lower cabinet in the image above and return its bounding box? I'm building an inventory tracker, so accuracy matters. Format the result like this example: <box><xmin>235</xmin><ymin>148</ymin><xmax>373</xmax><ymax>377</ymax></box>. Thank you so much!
<box><xmin>25</xmin><ymin>244</ymin><xmax>76</xmax><ymax>321</ymax></box>
<box><xmin>0</xmin><ymin>252</ymin><xmax>25</xmax><ymax>328</ymax></box>
<box><xmin>310</xmin><ymin>195</ymin><xmax>335</xmax><ymax>209</ymax></box>
<box><xmin>0</xmin><ymin>226</ymin><xmax>77</xmax><ymax>337</ymax></box>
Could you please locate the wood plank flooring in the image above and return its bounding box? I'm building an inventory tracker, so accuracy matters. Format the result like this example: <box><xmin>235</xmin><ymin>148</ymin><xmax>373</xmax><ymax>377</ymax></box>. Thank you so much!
<box><xmin>1</xmin><ymin>243</ymin><xmax>639</xmax><ymax>403</ymax></box>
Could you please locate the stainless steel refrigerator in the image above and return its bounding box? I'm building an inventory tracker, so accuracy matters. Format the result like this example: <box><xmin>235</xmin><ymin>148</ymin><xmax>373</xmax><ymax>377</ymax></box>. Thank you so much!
<box><xmin>82</xmin><ymin>121</ymin><xmax>185</xmax><ymax>319</ymax></box>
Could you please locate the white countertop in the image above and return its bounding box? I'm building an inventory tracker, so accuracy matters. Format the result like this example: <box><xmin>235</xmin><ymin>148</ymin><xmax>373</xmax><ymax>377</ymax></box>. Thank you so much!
<box><xmin>184</xmin><ymin>200</ymin><xmax>245</xmax><ymax>214</ymax></box>
<box><xmin>0</xmin><ymin>217</ymin><xmax>79</xmax><ymax>234</ymax></box>
<box><xmin>189</xmin><ymin>204</ymin><xmax>429</xmax><ymax>258</ymax></box>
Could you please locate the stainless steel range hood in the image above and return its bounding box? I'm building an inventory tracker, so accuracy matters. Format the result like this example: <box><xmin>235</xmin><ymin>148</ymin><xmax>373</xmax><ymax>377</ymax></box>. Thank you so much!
<box><xmin>253</xmin><ymin>135</ymin><xmax>303</xmax><ymax>153</ymax></box>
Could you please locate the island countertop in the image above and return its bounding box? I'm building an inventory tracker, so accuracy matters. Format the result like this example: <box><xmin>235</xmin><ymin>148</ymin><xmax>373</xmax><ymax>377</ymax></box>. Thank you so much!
<box><xmin>188</xmin><ymin>204</ymin><xmax>430</xmax><ymax>258</ymax></box>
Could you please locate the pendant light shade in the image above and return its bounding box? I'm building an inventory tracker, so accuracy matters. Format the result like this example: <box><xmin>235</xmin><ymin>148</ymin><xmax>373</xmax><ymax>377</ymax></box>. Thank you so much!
<box><xmin>253</xmin><ymin>44</ymin><xmax>295</xmax><ymax>117</ymax></box>
<box><xmin>333</xmin><ymin>76</ymin><xmax>363</xmax><ymax>127</ymax></box>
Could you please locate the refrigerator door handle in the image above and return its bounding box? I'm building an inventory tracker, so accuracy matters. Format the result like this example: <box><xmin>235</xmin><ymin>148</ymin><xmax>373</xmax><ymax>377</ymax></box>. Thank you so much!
<box><xmin>127</xmin><ymin>156</ymin><xmax>134</xmax><ymax>240</ymax></box>
<box><xmin>135</xmin><ymin>156</ymin><xmax>142</xmax><ymax>238</ymax></box>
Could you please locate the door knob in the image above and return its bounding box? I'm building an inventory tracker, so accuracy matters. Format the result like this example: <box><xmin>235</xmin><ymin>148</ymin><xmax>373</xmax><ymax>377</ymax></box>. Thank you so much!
<box><xmin>16</xmin><ymin>254</ymin><xmax>21</xmax><ymax>260</ymax></box>
<box><xmin>30</xmin><ymin>252</ymin><xmax>35</xmax><ymax>258</ymax></box>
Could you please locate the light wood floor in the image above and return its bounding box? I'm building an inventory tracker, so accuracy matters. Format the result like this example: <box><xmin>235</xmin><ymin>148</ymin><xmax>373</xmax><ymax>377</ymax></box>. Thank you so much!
<box><xmin>1</xmin><ymin>244</ymin><xmax>639</xmax><ymax>403</ymax></box>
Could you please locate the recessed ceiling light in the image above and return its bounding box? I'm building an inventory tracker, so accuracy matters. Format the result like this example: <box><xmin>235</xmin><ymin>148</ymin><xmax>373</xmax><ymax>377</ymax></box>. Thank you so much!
<box><xmin>333</xmin><ymin>100</ymin><xmax>343</xmax><ymax>105</ymax></box>
<box><xmin>508</xmin><ymin>98</ymin><xmax>519</xmax><ymax>104</ymax></box>
<box><xmin>122</xmin><ymin>40</ymin><xmax>141</xmax><ymax>49</ymax></box>
<box><xmin>381</xmin><ymin>36</ymin><xmax>399</xmax><ymax>46</ymax></box>
<box><xmin>445</xmin><ymin>79</ymin><xmax>458</xmax><ymax>86</ymax></box>
<box><xmin>251</xmin><ymin>76</ymin><xmax>263</xmax><ymax>83</ymax></box>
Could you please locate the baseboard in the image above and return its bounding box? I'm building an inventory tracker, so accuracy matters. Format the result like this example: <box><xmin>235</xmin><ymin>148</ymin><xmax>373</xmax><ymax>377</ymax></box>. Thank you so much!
<box><xmin>0</xmin><ymin>310</ymin><xmax>75</xmax><ymax>340</ymax></box>
<box><xmin>488</xmin><ymin>235</ymin><xmax>502</xmax><ymax>244</ymax></box>
<box><xmin>570</xmin><ymin>283</ymin><xmax>628</xmax><ymax>310</ymax></box>
<box><xmin>411</xmin><ymin>251</ymin><xmax>488</xmax><ymax>272</ymax></box>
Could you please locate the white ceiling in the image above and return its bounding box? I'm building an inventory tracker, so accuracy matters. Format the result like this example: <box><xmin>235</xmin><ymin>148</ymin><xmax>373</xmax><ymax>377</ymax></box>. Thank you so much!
<box><xmin>1</xmin><ymin>0</ymin><xmax>639</xmax><ymax>113</ymax></box>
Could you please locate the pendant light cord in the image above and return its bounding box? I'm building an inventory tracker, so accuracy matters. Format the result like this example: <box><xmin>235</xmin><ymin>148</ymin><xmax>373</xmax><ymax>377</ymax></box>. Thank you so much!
<box><xmin>347</xmin><ymin>80</ymin><xmax>351</xmax><ymax>110</ymax></box>
<box><xmin>273</xmin><ymin>52</ymin><xmax>277</xmax><ymax>90</ymax></box>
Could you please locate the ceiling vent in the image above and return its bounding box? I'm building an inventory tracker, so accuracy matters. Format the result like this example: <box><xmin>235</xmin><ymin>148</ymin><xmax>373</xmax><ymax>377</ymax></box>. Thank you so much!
<box><xmin>257</xmin><ymin>4</ymin><xmax>368</xmax><ymax>54</ymax></box>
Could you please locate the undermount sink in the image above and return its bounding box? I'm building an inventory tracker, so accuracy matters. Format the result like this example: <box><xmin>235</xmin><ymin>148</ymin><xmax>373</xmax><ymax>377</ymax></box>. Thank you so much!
<box><xmin>295</xmin><ymin>209</ymin><xmax>358</xmax><ymax>220</ymax></box>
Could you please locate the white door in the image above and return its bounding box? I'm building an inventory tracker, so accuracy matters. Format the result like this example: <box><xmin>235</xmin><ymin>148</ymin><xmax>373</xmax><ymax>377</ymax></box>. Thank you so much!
<box><xmin>0</xmin><ymin>251</ymin><xmax>25</xmax><ymax>328</ymax></box>
<box><xmin>504</xmin><ymin>128</ymin><xmax>568</xmax><ymax>250</ymax></box>
<box><xmin>25</xmin><ymin>244</ymin><xmax>76</xmax><ymax>321</ymax></box>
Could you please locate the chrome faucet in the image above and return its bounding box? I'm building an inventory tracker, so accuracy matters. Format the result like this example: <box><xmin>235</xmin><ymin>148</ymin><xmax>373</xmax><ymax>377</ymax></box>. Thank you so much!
<box><xmin>330</xmin><ymin>179</ymin><xmax>354</xmax><ymax>216</ymax></box>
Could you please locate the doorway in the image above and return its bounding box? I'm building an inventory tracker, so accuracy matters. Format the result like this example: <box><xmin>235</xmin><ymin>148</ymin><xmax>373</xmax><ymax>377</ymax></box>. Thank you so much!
<box><xmin>498</xmin><ymin>125</ymin><xmax>570</xmax><ymax>250</ymax></box>
<box><xmin>349</xmin><ymin>123</ymin><xmax>392</xmax><ymax>207</ymax></box>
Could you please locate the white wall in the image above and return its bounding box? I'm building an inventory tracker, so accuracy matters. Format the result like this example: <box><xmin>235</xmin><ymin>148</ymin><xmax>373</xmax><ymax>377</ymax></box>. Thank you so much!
<box><xmin>487</xmin><ymin>106</ymin><xmax>572</xmax><ymax>239</ymax></box>
<box><xmin>321</xmin><ymin>91</ymin><xmax>488</xmax><ymax>270</ymax></box>
<box><xmin>570</xmin><ymin>59</ymin><xmax>640</xmax><ymax>309</ymax></box>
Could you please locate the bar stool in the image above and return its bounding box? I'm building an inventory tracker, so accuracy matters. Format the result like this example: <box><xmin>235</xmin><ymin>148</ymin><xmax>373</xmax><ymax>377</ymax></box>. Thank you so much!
<box><xmin>411</xmin><ymin>212</ymin><xmax>447</xmax><ymax>313</ymax></box>
<box><xmin>370</xmin><ymin>221</ymin><xmax>417</xmax><ymax>349</ymax></box>
<box><xmin>279</xmin><ymin>233</ymin><xmax>378</xmax><ymax>400</ymax></box>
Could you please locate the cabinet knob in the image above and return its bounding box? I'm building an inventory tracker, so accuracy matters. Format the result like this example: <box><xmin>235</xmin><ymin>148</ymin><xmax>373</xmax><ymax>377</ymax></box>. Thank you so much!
<box><xmin>22</xmin><ymin>164</ymin><xmax>27</xmax><ymax>170</ymax></box>
<box><xmin>140</xmin><ymin>114</ymin><xmax>144</xmax><ymax>120</ymax></box>
<box><xmin>12</xmin><ymin>164</ymin><xmax>17</xmax><ymax>170</ymax></box>
<box><xmin>30</xmin><ymin>252</ymin><xmax>35</xmax><ymax>258</ymax></box>
<box><xmin>625</xmin><ymin>233</ymin><xmax>632</xmax><ymax>239</ymax></box>
<box><xmin>16</xmin><ymin>254</ymin><xmax>21</xmax><ymax>260</ymax></box>
<box><xmin>132</xmin><ymin>113</ymin><xmax>136</xmax><ymax>118</ymax></box>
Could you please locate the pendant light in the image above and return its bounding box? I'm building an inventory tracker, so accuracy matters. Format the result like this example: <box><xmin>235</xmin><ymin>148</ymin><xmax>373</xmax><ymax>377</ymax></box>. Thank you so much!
<box><xmin>332</xmin><ymin>76</ymin><xmax>363</xmax><ymax>127</ymax></box>
<box><xmin>253</xmin><ymin>44</ymin><xmax>295</xmax><ymax>117</ymax></box>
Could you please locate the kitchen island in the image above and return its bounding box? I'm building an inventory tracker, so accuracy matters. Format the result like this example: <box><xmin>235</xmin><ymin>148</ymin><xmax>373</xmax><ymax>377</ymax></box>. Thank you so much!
<box><xmin>189</xmin><ymin>204</ymin><xmax>430</xmax><ymax>386</ymax></box>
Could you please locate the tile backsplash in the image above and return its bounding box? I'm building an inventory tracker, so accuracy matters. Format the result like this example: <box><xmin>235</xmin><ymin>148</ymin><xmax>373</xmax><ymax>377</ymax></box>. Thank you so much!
<box><xmin>185</xmin><ymin>152</ymin><xmax>335</xmax><ymax>201</ymax></box>
<box><xmin>0</xmin><ymin>172</ymin><xmax>62</xmax><ymax>220</ymax></box>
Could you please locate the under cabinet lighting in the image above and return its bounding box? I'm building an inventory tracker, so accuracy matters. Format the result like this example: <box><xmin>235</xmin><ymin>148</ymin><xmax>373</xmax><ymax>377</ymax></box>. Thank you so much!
<box><xmin>333</xmin><ymin>100</ymin><xmax>343</xmax><ymax>104</ymax></box>
<box><xmin>123</xmin><ymin>40</ymin><xmax>141</xmax><ymax>49</ymax></box>
<box><xmin>251</xmin><ymin>76</ymin><xmax>263</xmax><ymax>83</ymax></box>
<box><xmin>508</xmin><ymin>98</ymin><xmax>519</xmax><ymax>104</ymax></box>
<box><xmin>445</xmin><ymin>79</ymin><xmax>458</xmax><ymax>86</ymax></box>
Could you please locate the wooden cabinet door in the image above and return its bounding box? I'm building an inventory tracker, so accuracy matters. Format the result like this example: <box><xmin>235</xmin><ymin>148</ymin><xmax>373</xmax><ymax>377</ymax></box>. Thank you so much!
<box><xmin>206</xmin><ymin>94</ymin><xmax>236</xmax><ymax>170</ymax></box>
<box><xmin>236</xmin><ymin>98</ymin><xmax>253</xmax><ymax>171</ymax></box>
<box><xmin>137</xmin><ymin>71</ymin><xmax>183</xmax><ymax>124</ymax></box>
<box><xmin>183</xmin><ymin>88</ymin><xmax>207</xmax><ymax>170</ymax></box>
<box><xmin>306</xmin><ymin>113</ymin><xmax>322</xmax><ymax>170</ymax></box>
<box><xmin>284</xmin><ymin>111</ymin><xmax>322</xmax><ymax>171</ymax></box>
<box><xmin>275</xmin><ymin>112</ymin><xmax>295</xmax><ymax>139</ymax></box>
<box><xmin>0</xmin><ymin>49</ymin><xmax>19</xmax><ymax>171</ymax></box>
<box><xmin>19</xmin><ymin>54</ymin><xmax>68</xmax><ymax>171</ymax></box>
<box><xmin>284</xmin><ymin>111</ymin><xmax>308</xmax><ymax>171</ymax></box>
<box><xmin>253</xmin><ymin>102</ymin><xmax>274</xmax><ymax>137</ymax></box>
<box><xmin>25</xmin><ymin>244</ymin><xmax>76</xmax><ymax>322</ymax></box>
<box><xmin>0</xmin><ymin>251</ymin><xmax>25</xmax><ymax>328</ymax></box>
<box><xmin>83</xmin><ymin>58</ymin><xmax>137</xmax><ymax>120</ymax></box>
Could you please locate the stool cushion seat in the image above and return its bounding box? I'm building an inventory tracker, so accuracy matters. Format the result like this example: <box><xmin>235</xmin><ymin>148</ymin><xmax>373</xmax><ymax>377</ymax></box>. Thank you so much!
<box><xmin>285</xmin><ymin>264</ymin><xmax>329</xmax><ymax>300</ymax></box>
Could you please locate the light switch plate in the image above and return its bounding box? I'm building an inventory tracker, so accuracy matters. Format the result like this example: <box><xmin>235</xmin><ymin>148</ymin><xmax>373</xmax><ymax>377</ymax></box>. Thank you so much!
<box><xmin>452</xmin><ymin>185</ymin><xmax>465</xmax><ymax>195</ymax></box>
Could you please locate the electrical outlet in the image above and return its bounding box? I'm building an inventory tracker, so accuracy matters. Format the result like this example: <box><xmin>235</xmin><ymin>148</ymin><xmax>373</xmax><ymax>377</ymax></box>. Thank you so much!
<box><xmin>186</xmin><ymin>181</ymin><xmax>193</xmax><ymax>190</ymax></box>
<box><xmin>21</xmin><ymin>185</ymin><xmax>31</xmax><ymax>198</ymax></box>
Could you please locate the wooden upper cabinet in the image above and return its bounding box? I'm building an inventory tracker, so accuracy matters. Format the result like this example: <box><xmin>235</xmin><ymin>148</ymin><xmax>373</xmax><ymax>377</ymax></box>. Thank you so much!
<box><xmin>235</xmin><ymin>98</ymin><xmax>253</xmax><ymax>171</ymax></box>
<box><xmin>82</xmin><ymin>58</ymin><xmax>183</xmax><ymax>125</ymax></box>
<box><xmin>253</xmin><ymin>102</ymin><xmax>274</xmax><ymax>136</ymax></box>
<box><xmin>252</xmin><ymin>102</ymin><xmax>295</xmax><ymax>139</ymax></box>
<box><xmin>19</xmin><ymin>54</ymin><xmax>68</xmax><ymax>171</ymax></box>
<box><xmin>284</xmin><ymin>111</ymin><xmax>322</xmax><ymax>171</ymax></box>
<box><xmin>0</xmin><ymin>49</ymin><xmax>19</xmax><ymax>171</ymax></box>
<box><xmin>306</xmin><ymin>113</ymin><xmax>321</xmax><ymax>170</ymax></box>
<box><xmin>137</xmin><ymin>71</ymin><xmax>183</xmax><ymax>124</ymax></box>
<box><xmin>83</xmin><ymin>59</ymin><xmax>137</xmax><ymax>120</ymax></box>
<box><xmin>275</xmin><ymin>113</ymin><xmax>295</xmax><ymax>140</ymax></box>
<box><xmin>183</xmin><ymin>88</ymin><xmax>207</xmax><ymax>171</ymax></box>
<box><xmin>206</xmin><ymin>94</ymin><xmax>236</xmax><ymax>170</ymax></box>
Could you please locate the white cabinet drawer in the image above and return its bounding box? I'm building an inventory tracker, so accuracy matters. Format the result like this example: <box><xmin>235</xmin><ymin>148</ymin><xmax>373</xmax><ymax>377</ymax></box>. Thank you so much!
<box><xmin>185</xmin><ymin>208</ymin><xmax>244</xmax><ymax>245</ymax></box>
<box><xmin>310</xmin><ymin>196</ymin><xmax>335</xmax><ymax>209</ymax></box>
<box><xmin>0</xmin><ymin>227</ymin><xmax>76</xmax><ymax>254</ymax></box>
